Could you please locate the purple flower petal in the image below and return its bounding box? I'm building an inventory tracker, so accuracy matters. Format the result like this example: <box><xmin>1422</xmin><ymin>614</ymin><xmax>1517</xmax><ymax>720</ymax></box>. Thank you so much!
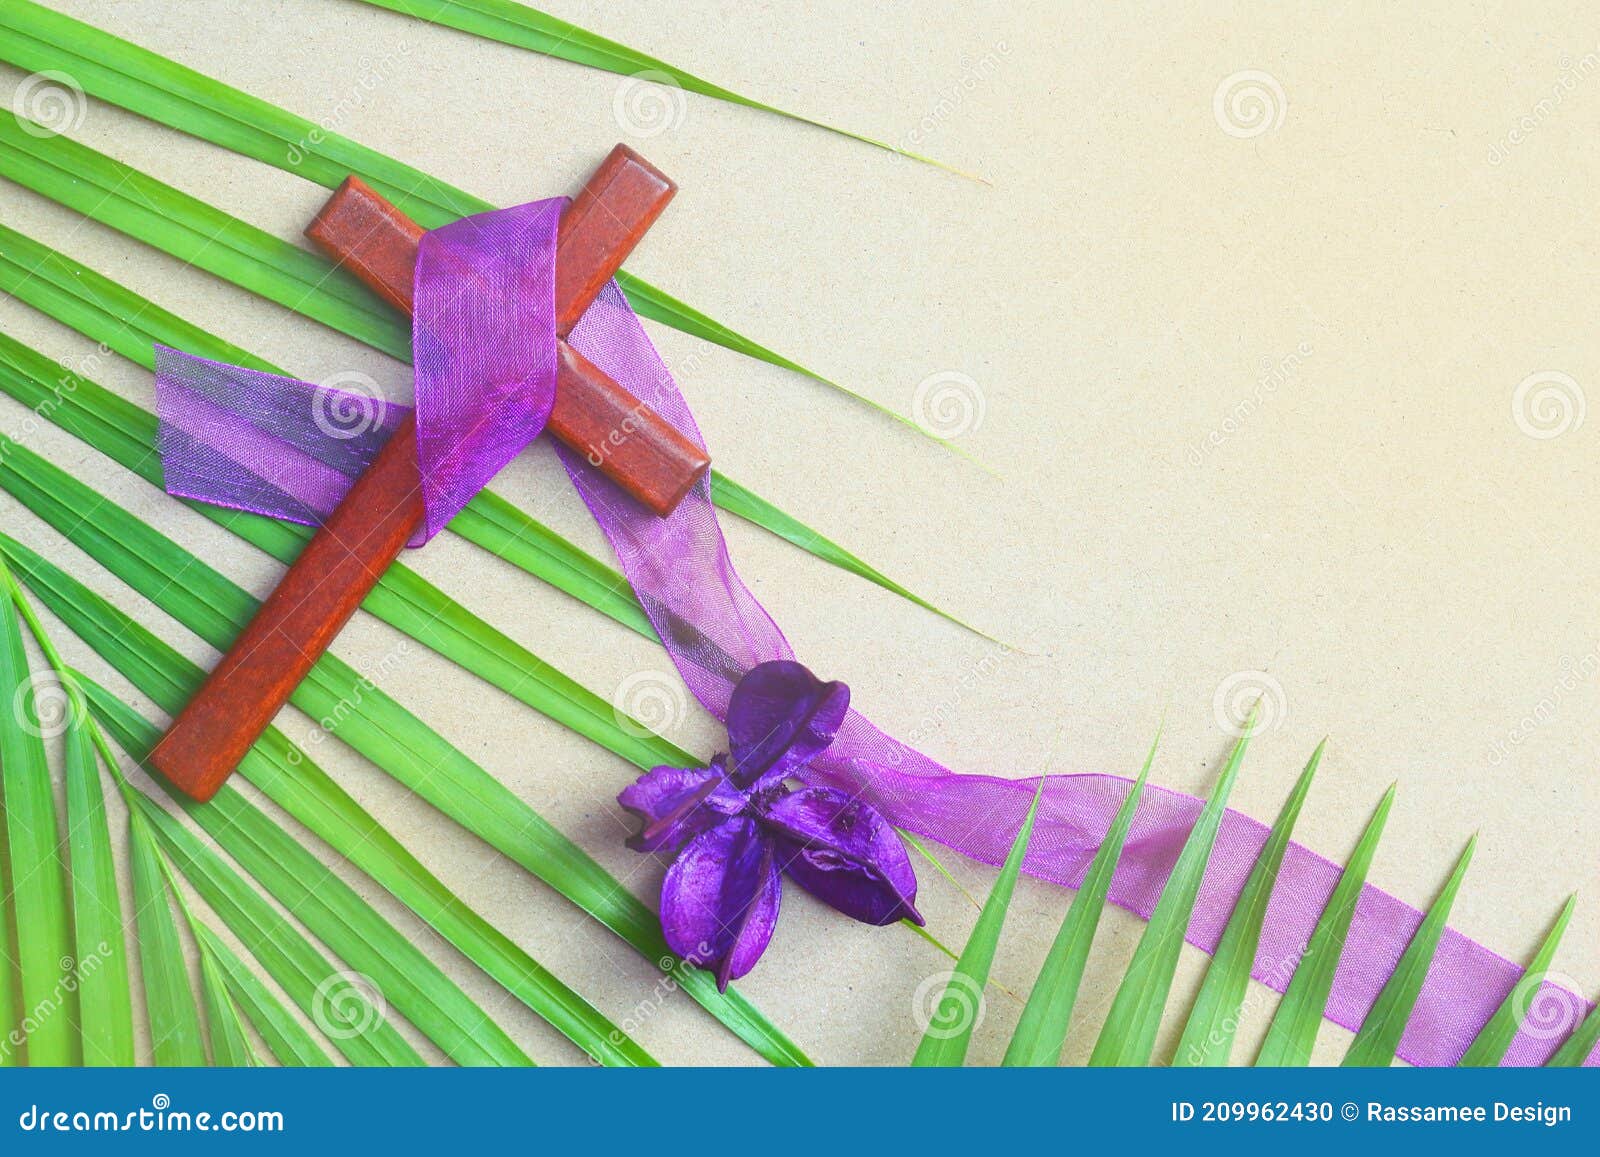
<box><xmin>618</xmin><ymin>759</ymin><xmax>742</xmax><ymax>855</ymax></box>
<box><xmin>726</xmin><ymin>660</ymin><xmax>849</xmax><ymax>788</ymax></box>
<box><xmin>660</xmin><ymin>817</ymin><xmax>783</xmax><ymax>991</ymax></box>
<box><xmin>762</xmin><ymin>787</ymin><xmax>922</xmax><ymax>927</ymax></box>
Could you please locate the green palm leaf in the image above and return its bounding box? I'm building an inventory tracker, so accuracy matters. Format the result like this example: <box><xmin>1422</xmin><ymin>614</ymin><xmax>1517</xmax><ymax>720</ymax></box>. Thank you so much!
<box><xmin>1547</xmin><ymin>999</ymin><xmax>1600</xmax><ymax>1067</ymax></box>
<box><xmin>1255</xmin><ymin>784</ymin><xmax>1396</xmax><ymax>1066</ymax></box>
<box><xmin>1173</xmin><ymin>740</ymin><xmax>1324</xmax><ymax>1066</ymax></box>
<box><xmin>57</xmin><ymin>720</ymin><xmax>135</xmax><ymax>1066</ymax></box>
<box><xmin>4</xmin><ymin>527</ymin><xmax>626</xmax><ymax>1066</ymax></box>
<box><xmin>0</xmin><ymin>228</ymin><xmax>640</xmax><ymax>640</ymax></box>
<box><xmin>352</xmin><ymin>0</ymin><xmax>963</xmax><ymax>172</ymax></box>
<box><xmin>192</xmin><ymin>926</ymin><xmax>333</xmax><ymax>1067</ymax></box>
<box><xmin>0</xmin><ymin>114</ymin><xmax>410</xmax><ymax>357</ymax></box>
<box><xmin>0</xmin><ymin>555</ymin><xmax>76</xmax><ymax>1065</ymax></box>
<box><xmin>1002</xmin><ymin>735</ymin><xmax>1157</xmax><ymax>1066</ymax></box>
<box><xmin>0</xmin><ymin>813</ymin><xmax>16</xmax><ymax>1065</ymax></box>
<box><xmin>127</xmin><ymin>779</ymin><xmax>531</xmax><ymax>1067</ymax></box>
<box><xmin>97</xmin><ymin>689</ymin><xmax>651</xmax><ymax>1067</ymax></box>
<box><xmin>912</xmin><ymin>782</ymin><xmax>1044</xmax><ymax>1067</ymax></box>
<box><xmin>0</xmin><ymin>436</ymin><xmax>684</xmax><ymax>768</ymax></box>
<box><xmin>133</xmin><ymin>792</ymin><xmax>422</xmax><ymax>1067</ymax></box>
<box><xmin>28</xmin><ymin>638</ymin><xmax>413</xmax><ymax>1067</ymax></box>
<box><xmin>1341</xmin><ymin>837</ymin><xmax>1476</xmax><ymax>1067</ymax></box>
<box><xmin>4</xmin><ymin>535</ymin><xmax>639</xmax><ymax>1065</ymax></box>
<box><xmin>198</xmin><ymin>949</ymin><xmax>259</xmax><ymax>1067</ymax></box>
<box><xmin>2</xmin><ymin>571</ymin><xmax>137</xmax><ymax>1067</ymax></box>
<box><xmin>0</xmin><ymin>528</ymin><xmax>806</xmax><ymax>1065</ymax></box>
<box><xmin>1460</xmin><ymin>895</ymin><xmax>1575</xmax><ymax>1067</ymax></box>
<box><xmin>1088</xmin><ymin>728</ymin><xmax>1252</xmax><ymax>1066</ymax></box>
<box><xmin>0</xmin><ymin>201</ymin><xmax>958</xmax><ymax>628</ymax></box>
<box><xmin>127</xmin><ymin>806</ymin><xmax>206</xmax><ymax>1066</ymax></box>
<box><xmin>0</xmin><ymin>1</ymin><xmax>958</xmax><ymax>448</ymax></box>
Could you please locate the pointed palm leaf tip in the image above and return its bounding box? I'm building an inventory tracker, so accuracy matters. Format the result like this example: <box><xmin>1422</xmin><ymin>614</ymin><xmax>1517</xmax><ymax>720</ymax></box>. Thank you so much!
<box><xmin>622</xmin><ymin>660</ymin><xmax>920</xmax><ymax>989</ymax></box>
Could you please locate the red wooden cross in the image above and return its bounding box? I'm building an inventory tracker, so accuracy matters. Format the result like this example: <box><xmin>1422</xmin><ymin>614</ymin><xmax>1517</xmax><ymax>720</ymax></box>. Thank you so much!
<box><xmin>151</xmin><ymin>145</ymin><xmax>707</xmax><ymax>801</ymax></box>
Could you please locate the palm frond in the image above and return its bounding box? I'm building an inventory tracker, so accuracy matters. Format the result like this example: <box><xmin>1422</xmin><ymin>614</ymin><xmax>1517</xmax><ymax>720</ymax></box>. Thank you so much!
<box><xmin>197</xmin><ymin>948</ymin><xmax>260</xmax><ymax>1067</ymax></box>
<box><xmin>5</xmin><ymin>578</ymin><xmax>524</xmax><ymax>1066</ymax></box>
<box><xmin>2</xmin><ymin>570</ymin><xmax>138</xmax><ymax>1067</ymax></box>
<box><xmin>1002</xmin><ymin>733</ymin><xmax>1157</xmax><ymax>1066</ymax></box>
<box><xmin>131</xmin><ymin>787</ymin><xmax>536</xmax><ymax>1068</ymax></box>
<box><xmin>0</xmin><ymin>3</ymin><xmax>960</xmax><ymax>450</ymax></box>
<box><xmin>191</xmin><ymin>926</ymin><xmax>333</xmax><ymax>1067</ymax></box>
<box><xmin>351</xmin><ymin>0</ymin><xmax>966</xmax><ymax>173</ymax></box>
<box><xmin>101</xmin><ymin>691</ymin><xmax>651</xmax><ymax>1067</ymax></box>
<box><xmin>126</xmin><ymin>806</ymin><xmax>206</xmax><ymax>1066</ymax></box>
<box><xmin>1341</xmin><ymin>837</ymin><xmax>1476</xmax><ymax>1067</ymax></box>
<box><xmin>0</xmin><ymin>555</ymin><xmax>76</xmax><ymax>1064</ymax></box>
<box><xmin>1254</xmin><ymin>785</ymin><xmax>1396</xmax><ymax>1066</ymax></box>
<box><xmin>9</xmin><ymin>533</ymin><xmax>638</xmax><ymax>1065</ymax></box>
<box><xmin>1460</xmin><ymin>895</ymin><xmax>1575</xmax><ymax>1067</ymax></box>
<box><xmin>127</xmin><ymin>790</ymin><xmax>424</xmax><ymax>1067</ymax></box>
<box><xmin>1088</xmin><ymin>727</ymin><xmax>1251</xmax><ymax>1066</ymax></box>
<box><xmin>1174</xmin><ymin>740</ymin><xmax>1323</xmax><ymax>1066</ymax></box>
<box><xmin>911</xmin><ymin>782</ymin><xmax>1044</xmax><ymax>1067</ymax></box>
<box><xmin>0</xmin><ymin>525</ymin><xmax>806</xmax><ymax>1066</ymax></box>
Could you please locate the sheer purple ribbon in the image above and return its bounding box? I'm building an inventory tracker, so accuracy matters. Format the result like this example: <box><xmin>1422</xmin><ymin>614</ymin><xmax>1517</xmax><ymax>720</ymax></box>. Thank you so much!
<box><xmin>153</xmin><ymin>198</ymin><xmax>1595</xmax><ymax>1067</ymax></box>
<box><xmin>156</xmin><ymin>199</ymin><xmax>561</xmax><ymax>544</ymax></box>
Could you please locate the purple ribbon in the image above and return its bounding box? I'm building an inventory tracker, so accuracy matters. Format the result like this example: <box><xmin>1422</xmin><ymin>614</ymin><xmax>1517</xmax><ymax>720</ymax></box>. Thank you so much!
<box><xmin>157</xmin><ymin>199</ymin><xmax>562</xmax><ymax>544</ymax></box>
<box><xmin>153</xmin><ymin>198</ymin><xmax>1596</xmax><ymax>1067</ymax></box>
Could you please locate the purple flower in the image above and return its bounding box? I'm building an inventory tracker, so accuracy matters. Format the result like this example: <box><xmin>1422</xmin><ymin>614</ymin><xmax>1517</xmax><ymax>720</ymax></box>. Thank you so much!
<box><xmin>619</xmin><ymin>660</ymin><xmax>922</xmax><ymax>989</ymax></box>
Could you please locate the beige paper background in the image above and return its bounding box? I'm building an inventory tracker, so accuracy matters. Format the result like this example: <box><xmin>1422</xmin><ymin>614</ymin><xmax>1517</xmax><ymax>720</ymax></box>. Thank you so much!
<box><xmin>1</xmin><ymin>0</ymin><xmax>1596</xmax><ymax>1065</ymax></box>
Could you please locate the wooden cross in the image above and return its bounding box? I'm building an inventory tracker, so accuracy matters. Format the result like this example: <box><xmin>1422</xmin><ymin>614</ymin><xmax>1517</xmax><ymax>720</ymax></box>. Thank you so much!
<box><xmin>151</xmin><ymin>145</ymin><xmax>708</xmax><ymax>801</ymax></box>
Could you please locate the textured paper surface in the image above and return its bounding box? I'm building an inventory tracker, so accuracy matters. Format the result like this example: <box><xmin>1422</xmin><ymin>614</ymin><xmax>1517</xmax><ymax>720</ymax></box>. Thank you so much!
<box><xmin>0</xmin><ymin>0</ymin><xmax>1596</xmax><ymax>1065</ymax></box>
